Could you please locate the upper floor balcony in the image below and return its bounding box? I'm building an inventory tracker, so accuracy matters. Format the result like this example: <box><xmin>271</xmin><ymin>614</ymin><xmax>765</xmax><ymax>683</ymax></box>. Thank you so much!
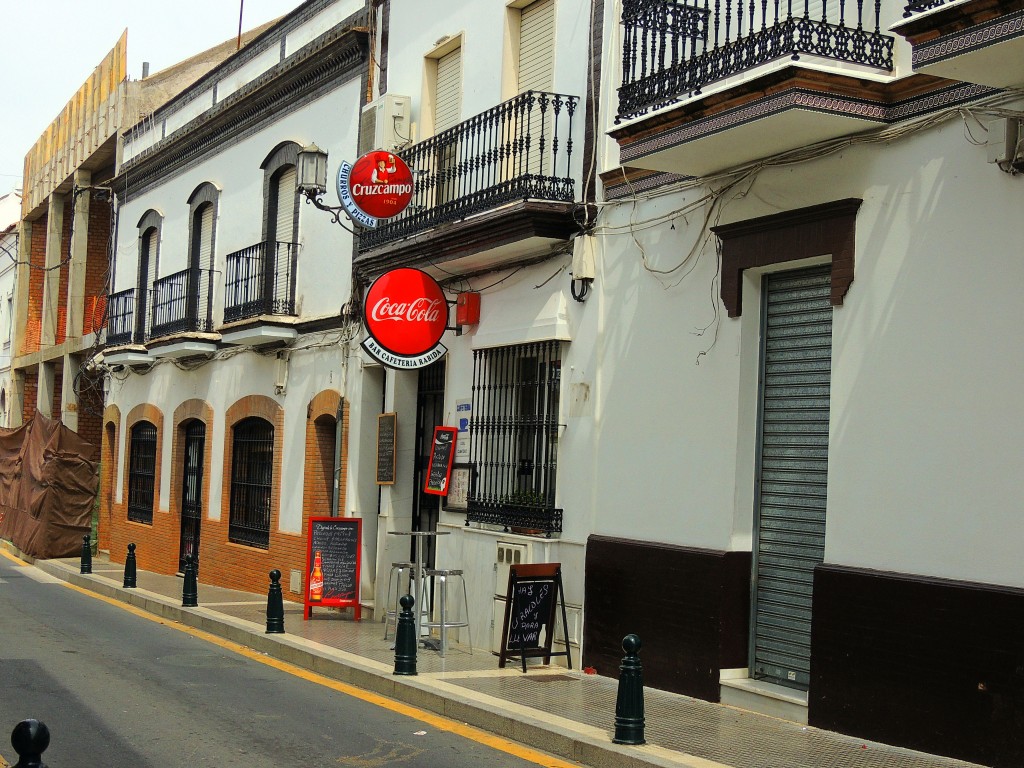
<box><xmin>891</xmin><ymin>0</ymin><xmax>1024</xmax><ymax>90</ymax></box>
<box><xmin>356</xmin><ymin>89</ymin><xmax>582</xmax><ymax>278</ymax></box>
<box><xmin>221</xmin><ymin>241</ymin><xmax>299</xmax><ymax>347</ymax></box>
<box><xmin>611</xmin><ymin>0</ymin><xmax>900</xmax><ymax>178</ymax></box>
<box><xmin>146</xmin><ymin>267</ymin><xmax>219</xmax><ymax>359</ymax></box>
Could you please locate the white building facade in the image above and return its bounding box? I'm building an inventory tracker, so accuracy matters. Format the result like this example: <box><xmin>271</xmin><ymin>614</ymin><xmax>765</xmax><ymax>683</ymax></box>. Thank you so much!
<box><xmin>0</xmin><ymin>190</ymin><xmax>20</xmax><ymax>426</ymax></box>
<box><xmin>102</xmin><ymin>0</ymin><xmax>371</xmax><ymax>597</ymax></box>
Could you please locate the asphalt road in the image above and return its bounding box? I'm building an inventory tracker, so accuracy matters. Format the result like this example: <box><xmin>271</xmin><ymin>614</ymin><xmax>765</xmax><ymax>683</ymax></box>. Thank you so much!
<box><xmin>0</xmin><ymin>554</ymin><xmax>579</xmax><ymax>768</ymax></box>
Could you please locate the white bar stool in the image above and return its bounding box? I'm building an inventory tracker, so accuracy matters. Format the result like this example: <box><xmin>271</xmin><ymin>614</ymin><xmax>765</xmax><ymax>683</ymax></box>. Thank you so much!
<box><xmin>422</xmin><ymin>568</ymin><xmax>472</xmax><ymax>657</ymax></box>
<box><xmin>382</xmin><ymin>561</ymin><xmax>416</xmax><ymax>640</ymax></box>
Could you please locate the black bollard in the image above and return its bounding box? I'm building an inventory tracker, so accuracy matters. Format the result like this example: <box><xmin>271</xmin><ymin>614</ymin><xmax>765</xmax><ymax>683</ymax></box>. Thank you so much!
<box><xmin>393</xmin><ymin>593</ymin><xmax>418</xmax><ymax>676</ymax></box>
<box><xmin>123</xmin><ymin>543</ymin><xmax>137</xmax><ymax>588</ymax></box>
<box><xmin>11</xmin><ymin>718</ymin><xmax>50</xmax><ymax>768</ymax></box>
<box><xmin>80</xmin><ymin>534</ymin><xmax>92</xmax><ymax>575</ymax></box>
<box><xmin>266</xmin><ymin>569</ymin><xmax>285</xmax><ymax>634</ymax></box>
<box><xmin>613</xmin><ymin>634</ymin><xmax>646</xmax><ymax>745</ymax></box>
<box><xmin>182</xmin><ymin>555</ymin><xmax>198</xmax><ymax>607</ymax></box>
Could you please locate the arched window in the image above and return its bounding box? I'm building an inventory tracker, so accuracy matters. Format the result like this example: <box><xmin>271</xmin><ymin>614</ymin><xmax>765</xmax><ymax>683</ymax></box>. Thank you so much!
<box><xmin>136</xmin><ymin>210</ymin><xmax>163</xmax><ymax>342</ymax></box>
<box><xmin>186</xmin><ymin>182</ymin><xmax>219</xmax><ymax>332</ymax></box>
<box><xmin>127</xmin><ymin>421</ymin><xmax>158</xmax><ymax>524</ymax></box>
<box><xmin>229</xmin><ymin>417</ymin><xmax>274</xmax><ymax>549</ymax></box>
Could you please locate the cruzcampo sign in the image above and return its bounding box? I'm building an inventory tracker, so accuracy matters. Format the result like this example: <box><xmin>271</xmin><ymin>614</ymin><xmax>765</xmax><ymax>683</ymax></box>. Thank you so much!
<box><xmin>336</xmin><ymin>150</ymin><xmax>414</xmax><ymax>228</ymax></box>
<box><xmin>362</xmin><ymin>268</ymin><xmax>449</xmax><ymax>369</ymax></box>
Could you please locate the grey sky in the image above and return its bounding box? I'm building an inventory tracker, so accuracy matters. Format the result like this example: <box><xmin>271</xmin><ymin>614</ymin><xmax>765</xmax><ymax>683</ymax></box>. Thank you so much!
<box><xmin>0</xmin><ymin>0</ymin><xmax>303</xmax><ymax>190</ymax></box>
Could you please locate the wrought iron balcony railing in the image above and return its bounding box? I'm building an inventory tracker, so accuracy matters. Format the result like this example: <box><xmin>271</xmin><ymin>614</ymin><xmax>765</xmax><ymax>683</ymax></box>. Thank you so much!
<box><xmin>359</xmin><ymin>90</ymin><xmax>580</xmax><ymax>252</ymax></box>
<box><xmin>901</xmin><ymin>0</ymin><xmax>950</xmax><ymax>15</ymax></box>
<box><xmin>223</xmin><ymin>241</ymin><xmax>299</xmax><ymax>324</ymax></box>
<box><xmin>617</xmin><ymin>0</ymin><xmax>895</xmax><ymax>122</ymax></box>
<box><xmin>149</xmin><ymin>268</ymin><xmax>216</xmax><ymax>340</ymax></box>
<box><xmin>106</xmin><ymin>288</ymin><xmax>139</xmax><ymax>346</ymax></box>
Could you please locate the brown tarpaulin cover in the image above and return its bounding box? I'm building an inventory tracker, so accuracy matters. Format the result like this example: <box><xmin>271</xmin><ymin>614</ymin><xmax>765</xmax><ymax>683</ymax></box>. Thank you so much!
<box><xmin>0</xmin><ymin>413</ymin><xmax>98</xmax><ymax>558</ymax></box>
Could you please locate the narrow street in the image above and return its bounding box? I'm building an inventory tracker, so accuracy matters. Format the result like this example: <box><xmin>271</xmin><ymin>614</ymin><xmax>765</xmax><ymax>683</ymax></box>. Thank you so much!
<box><xmin>0</xmin><ymin>554</ymin><xmax>578</xmax><ymax>768</ymax></box>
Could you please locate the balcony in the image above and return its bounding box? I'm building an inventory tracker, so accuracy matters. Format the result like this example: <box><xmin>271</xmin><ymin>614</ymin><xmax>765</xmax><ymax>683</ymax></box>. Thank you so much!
<box><xmin>103</xmin><ymin>288</ymin><xmax>150</xmax><ymax>367</ymax></box>
<box><xmin>611</xmin><ymin>0</ymin><xmax>898</xmax><ymax>178</ymax></box>
<box><xmin>147</xmin><ymin>268</ymin><xmax>218</xmax><ymax>359</ymax></box>
<box><xmin>356</xmin><ymin>90</ymin><xmax>582</xmax><ymax>278</ymax></box>
<box><xmin>221</xmin><ymin>241</ymin><xmax>299</xmax><ymax>346</ymax></box>
<box><xmin>892</xmin><ymin>0</ymin><xmax>1024</xmax><ymax>89</ymax></box>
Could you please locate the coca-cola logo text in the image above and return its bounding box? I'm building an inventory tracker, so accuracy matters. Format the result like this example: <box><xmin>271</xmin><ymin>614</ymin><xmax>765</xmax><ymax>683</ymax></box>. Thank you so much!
<box><xmin>363</xmin><ymin>269</ymin><xmax>448</xmax><ymax>358</ymax></box>
<box><xmin>371</xmin><ymin>297</ymin><xmax>444</xmax><ymax>324</ymax></box>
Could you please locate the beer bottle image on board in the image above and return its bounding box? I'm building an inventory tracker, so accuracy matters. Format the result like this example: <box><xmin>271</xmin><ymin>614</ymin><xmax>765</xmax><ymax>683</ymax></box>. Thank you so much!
<box><xmin>309</xmin><ymin>551</ymin><xmax>324</xmax><ymax>602</ymax></box>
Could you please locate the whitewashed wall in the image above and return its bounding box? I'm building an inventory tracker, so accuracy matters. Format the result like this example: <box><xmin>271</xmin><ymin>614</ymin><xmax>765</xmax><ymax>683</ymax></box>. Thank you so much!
<box><xmin>587</xmin><ymin>103</ymin><xmax>1024</xmax><ymax>588</ymax></box>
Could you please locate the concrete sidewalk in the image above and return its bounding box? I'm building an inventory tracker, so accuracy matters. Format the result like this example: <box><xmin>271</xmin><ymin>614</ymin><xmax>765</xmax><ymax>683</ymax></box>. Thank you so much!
<box><xmin>5</xmin><ymin>545</ymin><xmax>987</xmax><ymax>768</ymax></box>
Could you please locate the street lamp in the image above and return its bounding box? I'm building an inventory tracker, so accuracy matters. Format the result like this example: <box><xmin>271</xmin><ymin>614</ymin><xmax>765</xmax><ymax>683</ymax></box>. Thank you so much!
<box><xmin>296</xmin><ymin>143</ymin><xmax>353</xmax><ymax>230</ymax></box>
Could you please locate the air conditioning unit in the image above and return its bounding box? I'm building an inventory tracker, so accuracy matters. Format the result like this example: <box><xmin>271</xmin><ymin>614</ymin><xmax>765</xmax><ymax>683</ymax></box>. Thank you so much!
<box><xmin>358</xmin><ymin>93</ymin><xmax>412</xmax><ymax>156</ymax></box>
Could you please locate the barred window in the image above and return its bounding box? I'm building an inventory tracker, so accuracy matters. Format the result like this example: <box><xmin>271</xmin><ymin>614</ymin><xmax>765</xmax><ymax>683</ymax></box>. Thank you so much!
<box><xmin>127</xmin><ymin>421</ymin><xmax>157</xmax><ymax>525</ymax></box>
<box><xmin>229</xmin><ymin>417</ymin><xmax>274</xmax><ymax>549</ymax></box>
<box><xmin>467</xmin><ymin>341</ymin><xmax>562</xmax><ymax>535</ymax></box>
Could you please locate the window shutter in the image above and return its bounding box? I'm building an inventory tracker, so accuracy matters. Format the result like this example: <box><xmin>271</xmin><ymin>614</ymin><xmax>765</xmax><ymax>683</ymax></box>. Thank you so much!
<box><xmin>274</xmin><ymin>166</ymin><xmax>297</xmax><ymax>244</ymax></box>
<box><xmin>518</xmin><ymin>0</ymin><xmax>555</xmax><ymax>94</ymax></box>
<box><xmin>198</xmin><ymin>204</ymin><xmax>214</xmax><ymax>269</ymax></box>
<box><xmin>434</xmin><ymin>47</ymin><xmax>462</xmax><ymax>134</ymax></box>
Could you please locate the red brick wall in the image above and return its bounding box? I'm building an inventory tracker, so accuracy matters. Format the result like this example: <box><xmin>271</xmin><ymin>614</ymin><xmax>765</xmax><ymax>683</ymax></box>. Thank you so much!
<box><xmin>21</xmin><ymin>371</ymin><xmax>38</xmax><ymax>425</ymax></box>
<box><xmin>55</xmin><ymin>200</ymin><xmax>72</xmax><ymax>345</ymax></box>
<box><xmin>22</xmin><ymin>217</ymin><xmax>46</xmax><ymax>356</ymax></box>
<box><xmin>105</xmin><ymin>391</ymin><xmax>351</xmax><ymax>605</ymax></box>
<box><xmin>84</xmin><ymin>199</ymin><xmax>111</xmax><ymax>334</ymax></box>
<box><xmin>51</xmin><ymin>369</ymin><xmax>63</xmax><ymax>422</ymax></box>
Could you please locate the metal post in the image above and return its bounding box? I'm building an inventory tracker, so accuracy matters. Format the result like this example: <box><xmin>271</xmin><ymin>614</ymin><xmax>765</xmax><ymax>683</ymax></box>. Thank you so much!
<box><xmin>10</xmin><ymin>718</ymin><xmax>49</xmax><ymax>768</ymax></box>
<box><xmin>182</xmin><ymin>555</ymin><xmax>198</xmax><ymax>607</ymax></box>
<box><xmin>613</xmin><ymin>634</ymin><xmax>646</xmax><ymax>745</ymax></box>
<box><xmin>393</xmin><ymin>594</ymin><xmax>418</xmax><ymax>676</ymax></box>
<box><xmin>80</xmin><ymin>534</ymin><xmax>92</xmax><ymax>574</ymax></box>
<box><xmin>266</xmin><ymin>569</ymin><xmax>285</xmax><ymax>634</ymax></box>
<box><xmin>123</xmin><ymin>543</ymin><xmax>137</xmax><ymax>588</ymax></box>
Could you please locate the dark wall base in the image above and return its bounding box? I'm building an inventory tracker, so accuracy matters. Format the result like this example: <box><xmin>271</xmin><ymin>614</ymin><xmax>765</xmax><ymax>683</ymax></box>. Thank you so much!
<box><xmin>583</xmin><ymin>535</ymin><xmax>750</xmax><ymax>701</ymax></box>
<box><xmin>811</xmin><ymin>564</ymin><xmax>1024</xmax><ymax>767</ymax></box>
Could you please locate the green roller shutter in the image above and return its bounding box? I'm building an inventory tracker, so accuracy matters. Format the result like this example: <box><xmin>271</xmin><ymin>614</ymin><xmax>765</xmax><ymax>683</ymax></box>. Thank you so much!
<box><xmin>751</xmin><ymin>265</ymin><xmax>832</xmax><ymax>690</ymax></box>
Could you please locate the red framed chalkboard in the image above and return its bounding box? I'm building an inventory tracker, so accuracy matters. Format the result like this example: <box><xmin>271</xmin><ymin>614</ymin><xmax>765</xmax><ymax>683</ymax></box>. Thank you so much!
<box><xmin>498</xmin><ymin>563</ymin><xmax>572</xmax><ymax>672</ymax></box>
<box><xmin>304</xmin><ymin>517</ymin><xmax>361</xmax><ymax>620</ymax></box>
<box><xmin>423</xmin><ymin>426</ymin><xmax>458</xmax><ymax>496</ymax></box>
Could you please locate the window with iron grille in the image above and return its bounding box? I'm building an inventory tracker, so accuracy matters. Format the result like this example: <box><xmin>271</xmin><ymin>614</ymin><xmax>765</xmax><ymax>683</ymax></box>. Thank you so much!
<box><xmin>467</xmin><ymin>341</ymin><xmax>563</xmax><ymax>535</ymax></box>
<box><xmin>229</xmin><ymin>417</ymin><xmax>274</xmax><ymax>549</ymax></box>
<box><xmin>127</xmin><ymin>421</ymin><xmax>157</xmax><ymax>525</ymax></box>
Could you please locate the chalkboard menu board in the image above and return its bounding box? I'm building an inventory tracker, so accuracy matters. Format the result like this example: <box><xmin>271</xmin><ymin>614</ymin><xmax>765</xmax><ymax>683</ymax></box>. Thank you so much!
<box><xmin>423</xmin><ymin>426</ymin><xmax>457</xmax><ymax>495</ymax></box>
<box><xmin>304</xmin><ymin>517</ymin><xmax>362</xmax><ymax>620</ymax></box>
<box><xmin>376</xmin><ymin>413</ymin><xmax>397</xmax><ymax>485</ymax></box>
<box><xmin>498</xmin><ymin>563</ymin><xmax>573</xmax><ymax>672</ymax></box>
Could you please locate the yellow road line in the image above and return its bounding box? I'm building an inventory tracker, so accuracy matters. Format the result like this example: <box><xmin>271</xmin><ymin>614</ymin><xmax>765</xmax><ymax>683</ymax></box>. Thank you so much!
<box><xmin>0</xmin><ymin>549</ymin><xmax>28</xmax><ymax>566</ymax></box>
<box><xmin>60</xmin><ymin>581</ymin><xmax>582</xmax><ymax>768</ymax></box>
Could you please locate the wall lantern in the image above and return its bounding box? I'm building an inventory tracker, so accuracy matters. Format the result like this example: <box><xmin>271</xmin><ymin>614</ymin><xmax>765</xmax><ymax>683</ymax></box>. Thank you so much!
<box><xmin>297</xmin><ymin>143</ymin><xmax>328</xmax><ymax>197</ymax></box>
<box><xmin>296</xmin><ymin>143</ymin><xmax>352</xmax><ymax>229</ymax></box>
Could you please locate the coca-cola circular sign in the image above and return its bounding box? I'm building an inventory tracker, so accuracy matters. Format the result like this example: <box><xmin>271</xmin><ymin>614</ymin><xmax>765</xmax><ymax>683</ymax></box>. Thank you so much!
<box><xmin>362</xmin><ymin>268</ymin><xmax>449</xmax><ymax>369</ymax></box>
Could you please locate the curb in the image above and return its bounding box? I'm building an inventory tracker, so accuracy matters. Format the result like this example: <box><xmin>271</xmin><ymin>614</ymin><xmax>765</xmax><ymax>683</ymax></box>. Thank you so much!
<box><xmin>22</xmin><ymin>553</ymin><xmax>712</xmax><ymax>768</ymax></box>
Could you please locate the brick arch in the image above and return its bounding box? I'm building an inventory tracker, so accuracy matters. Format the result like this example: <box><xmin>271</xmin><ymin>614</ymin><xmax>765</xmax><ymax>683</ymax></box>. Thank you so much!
<box><xmin>303</xmin><ymin>390</ymin><xmax>349</xmax><ymax>528</ymax></box>
<box><xmin>169</xmin><ymin>400</ymin><xmax>214</xmax><ymax>575</ymax></box>
<box><xmin>115</xmin><ymin>404</ymin><xmax>167</xmax><ymax>573</ymax></box>
<box><xmin>208</xmin><ymin>395</ymin><xmax>296</xmax><ymax>597</ymax></box>
<box><xmin>98</xmin><ymin>405</ymin><xmax>121</xmax><ymax>552</ymax></box>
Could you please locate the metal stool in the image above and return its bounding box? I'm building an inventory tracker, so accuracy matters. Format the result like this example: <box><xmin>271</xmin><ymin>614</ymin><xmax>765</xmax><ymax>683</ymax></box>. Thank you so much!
<box><xmin>422</xmin><ymin>568</ymin><xmax>472</xmax><ymax>657</ymax></box>
<box><xmin>383</xmin><ymin>561</ymin><xmax>416</xmax><ymax>640</ymax></box>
